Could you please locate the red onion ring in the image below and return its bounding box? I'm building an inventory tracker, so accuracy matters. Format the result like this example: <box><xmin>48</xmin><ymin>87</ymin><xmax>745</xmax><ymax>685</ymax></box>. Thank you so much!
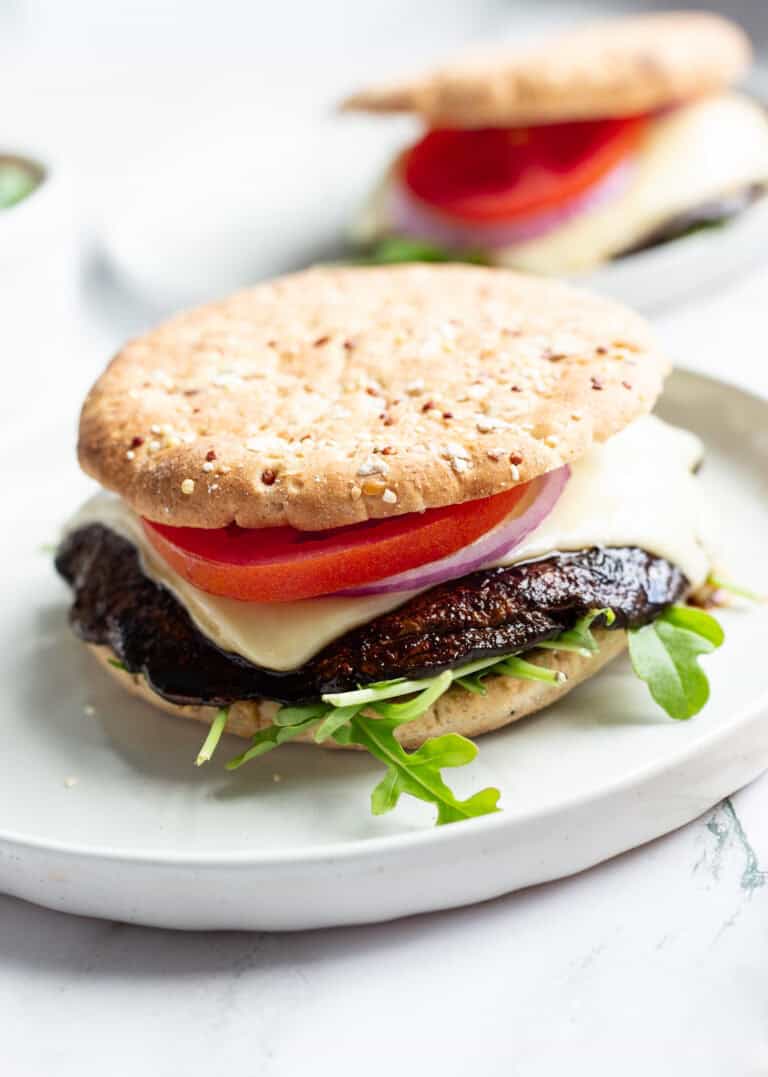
<box><xmin>387</xmin><ymin>160</ymin><xmax>633</xmax><ymax>251</ymax></box>
<box><xmin>338</xmin><ymin>465</ymin><xmax>570</xmax><ymax>597</ymax></box>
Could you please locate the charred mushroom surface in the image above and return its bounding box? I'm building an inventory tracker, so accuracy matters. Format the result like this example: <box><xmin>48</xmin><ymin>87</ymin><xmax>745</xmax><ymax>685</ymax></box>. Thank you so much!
<box><xmin>56</xmin><ymin>525</ymin><xmax>686</xmax><ymax>706</ymax></box>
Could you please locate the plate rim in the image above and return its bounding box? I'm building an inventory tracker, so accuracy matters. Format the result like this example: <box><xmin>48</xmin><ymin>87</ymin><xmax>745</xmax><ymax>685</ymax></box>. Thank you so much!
<box><xmin>0</xmin><ymin>686</ymin><xmax>767</xmax><ymax>870</ymax></box>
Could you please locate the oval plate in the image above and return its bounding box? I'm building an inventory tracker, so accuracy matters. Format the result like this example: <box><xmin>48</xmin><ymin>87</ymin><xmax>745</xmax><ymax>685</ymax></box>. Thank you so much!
<box><xmin>1</xmin><ymin>370</ymin><xmax>767</xmax><ymax>930</ymax></box>
<box><xmin>98</xmin><ymin>118</ymin><xmax>768</xmax><ymax>315</ymax></box>
<box><xmin>581</xmin><ymin>195</ymin><xmax>768</xmax><ymax>310</ymax></box>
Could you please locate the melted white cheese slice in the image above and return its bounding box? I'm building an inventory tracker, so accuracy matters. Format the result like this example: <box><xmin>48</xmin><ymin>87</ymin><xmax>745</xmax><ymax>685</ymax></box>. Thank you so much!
<box><xmin>65</xmin><ymin>415</ymin><xmax>709</xmax><ymax>672</ymax></box>
<box><xmin>495</xmin><ymin>415</ymin><xmax>709</xmax><ymax>579</ymax></box>
<box><xmin>355</xmin><ymin>92</ymin><xmax>768</xmax><ymax>273</ymax></box>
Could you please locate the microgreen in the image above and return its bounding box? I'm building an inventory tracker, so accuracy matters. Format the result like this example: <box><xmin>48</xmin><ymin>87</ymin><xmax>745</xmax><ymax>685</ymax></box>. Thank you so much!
<box><xmin>194</xmin><ymin>601</ymin><xmax>726</xmax><ymax>824</ymax></box>
<box><xmin>221</xmin><ymin>650</ymin><xmax>558</xmax><ymax>823</ymax></box>
<box><xmin>226</xmin><ymin>716</ymin><xmax>320</xmax><ymax>769</ymax></box>
<box><xmin>706</xmin><ymin>574</ymin><xmax>766</xmax><ymax>604</ymax></box>
<box><xmin>536</xmin><ymin>608</ymin><xmax>616</xmax><ymax>657</ymax></box>
<box><xmin>195</xmin><ymin>707</ymin><xmax>229</xmax><ymax>766</ymax></box>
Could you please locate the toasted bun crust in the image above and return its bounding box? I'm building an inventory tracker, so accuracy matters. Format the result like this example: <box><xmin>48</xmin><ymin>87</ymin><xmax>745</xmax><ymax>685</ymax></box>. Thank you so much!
<box><xmin>342</xmin><ymin>12</ymin><xmax>751</xmax><ymax>127</ymax></box>
<box><xmin>89</xmin><ymin>631</ymin><xmax>627</xmax><ymax>750</ymax></box>
<box><xmin>78</xmin><ymin>265</ymin><xmax>667</xmax><ymax>530</ymax></box>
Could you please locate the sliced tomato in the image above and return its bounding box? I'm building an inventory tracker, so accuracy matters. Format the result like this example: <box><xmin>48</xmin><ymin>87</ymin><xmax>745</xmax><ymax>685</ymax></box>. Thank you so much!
<box><xmin>142</xmin><ymin>484</ymin><xmax>529</xmax><ymax>603</ymax></box>
<box><xmin>402</xmin><ymin>115</ymin><xmax>647</xmax><ymax>223</ymax></box>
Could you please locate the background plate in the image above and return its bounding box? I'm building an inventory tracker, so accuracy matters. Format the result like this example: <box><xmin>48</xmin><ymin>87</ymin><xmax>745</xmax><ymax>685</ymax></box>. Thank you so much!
<box><xmin>1</xmin><ymin>370</ymin><xmax>766</xmax><ymax>931</ymax></box>
<box><xmin>97</xmin><ymin>110</ymin><xmax>768</xmax><ymax>316</ymax></box>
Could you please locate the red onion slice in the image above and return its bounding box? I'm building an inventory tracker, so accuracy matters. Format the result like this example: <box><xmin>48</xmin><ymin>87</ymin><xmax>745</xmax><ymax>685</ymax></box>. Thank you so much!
<box><xmin>388</xmin><ymin>161</ymin><xmax>633</xmax><ymax>252</ymax></box>
<box><xmin>338</xmin><ymin>465</ymin><xmax>570</xmax><ymax>597</ymax></box>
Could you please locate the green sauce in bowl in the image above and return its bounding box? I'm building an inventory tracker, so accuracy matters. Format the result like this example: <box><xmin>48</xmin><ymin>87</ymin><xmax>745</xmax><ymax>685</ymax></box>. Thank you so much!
<box><xmin>0</xmin><ymin>156</ymin><xmax>44</xmax><ymax>209</ymax></box>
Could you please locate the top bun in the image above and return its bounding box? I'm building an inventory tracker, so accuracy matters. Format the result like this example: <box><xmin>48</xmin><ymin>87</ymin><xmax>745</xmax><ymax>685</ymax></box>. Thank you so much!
<box><xmin>342</xmin><ymin>12</ymin><xmax>751</xmax><ymax>127</ymax></box>
<box><xmin>78</xmin><ymin>265</ymin><xmax>668</xmax><ymax>530</ymax></box>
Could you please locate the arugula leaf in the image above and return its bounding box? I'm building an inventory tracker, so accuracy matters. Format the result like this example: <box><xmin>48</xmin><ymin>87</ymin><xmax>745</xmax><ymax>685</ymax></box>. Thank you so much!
<box><xmin>314</xmin><ymin>704</ymin><xmax>363</xmax><ymax>743</ymax></box>
<box><xmin>227</xmin><ymin>653</ymin><xmax>543</xmax><ymax>823</ymax></box>
<box><xmin>223</xmin><ymin>671</ymin><xmax>501</xmax><ymax>823</ymax></box>
<box><xmin>107</xmin><ymin>658</ymin><xmax>127</xmax><ymax>671</ymax></box>
<box><xmin>226</xmin><ymin>716</ymin><xmax>319</xmax><ymax>769</ymax></box>
<box><xmin>215</xmin><ymin>602</ymin><xmax>727</xmax><ymax>822</ymax></box>
<box><xmin>273</xmin><ymin>702</ymin><xmax>330</xmax><ymax>727</ymax></box>
<box><xmin>317</xmin><ymin>654</ymin><xmax>566</xmax><ymax>821</ymax></box>
<box><xmin>195</xmin><ymin>707</ymin><xmax>229</xmax><ymax>766</ymax></box>
<box><xmin>359</xmin><ymin>236</ymin><xmax>488</xmax><ymax>266</ymax></box>
<box><xmin>627</xmin><ymin>605</ymin><xmax>724</xmax><ymax>720</ymax></box>
<box><xmin>337</xmin><ymin>712</ymin><xmax>500</xmax><ymax>825</ymax></box>
<box><xmin>537</xmin><ymin>608</ymin><xmax>616</xmax><ymax>657</ymax></box>
<box><xmin>661</xmin><ymin>605</ymin><xmax>725</xmax><ymax>646</ymax></box>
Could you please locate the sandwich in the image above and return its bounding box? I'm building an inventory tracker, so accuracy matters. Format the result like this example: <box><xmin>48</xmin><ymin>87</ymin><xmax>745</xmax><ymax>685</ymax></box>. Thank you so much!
<box><xmin>56</xmin><ymin>264</ymin><xmax>724</xmax><ymax>825</ymax></box>
<box><xmin>342</xmin><ymin>11</ymin><xmax>768</xmax><ymax>273</ymax></box>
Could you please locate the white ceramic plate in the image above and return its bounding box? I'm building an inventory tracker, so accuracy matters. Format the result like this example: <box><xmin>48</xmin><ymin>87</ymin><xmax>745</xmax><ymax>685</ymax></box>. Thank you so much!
<box><xmin>98</xmin><ymin>118</ymin><xmax>768</xmax><ymax>315</ymax></box>
<box><xmin>1</xmin><ymin>370</ymin><xmax>767</xmax><ymax>931</ymax></box>
<box><xmin>581</xmin><ymin>195</ymin><xmax>768</xmax><ymax>310</ymax></box>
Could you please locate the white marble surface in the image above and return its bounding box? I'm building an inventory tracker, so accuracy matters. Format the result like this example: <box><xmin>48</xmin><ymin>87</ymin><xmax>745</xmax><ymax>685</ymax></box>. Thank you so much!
<box><xmin>1</xmin><ymin>781</ymin><xmax>768</xmax><ymax>1074</ymax></box>
<box><xmin>3</xmin><ymin>1</ymin><xmax>768</xmax><ymax>1072</ymax></box>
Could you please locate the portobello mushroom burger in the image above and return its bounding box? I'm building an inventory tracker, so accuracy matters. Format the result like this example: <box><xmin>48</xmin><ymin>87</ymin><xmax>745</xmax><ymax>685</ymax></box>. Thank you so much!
<box><xmin>343</xmin><ymin>11</ymin><xmax>768</xmax><ymax>274</ymax></box>
<box><xmin>56</xmin><ymin>265</ymin><xmax>724</xmax><ymax>824</ymax></box>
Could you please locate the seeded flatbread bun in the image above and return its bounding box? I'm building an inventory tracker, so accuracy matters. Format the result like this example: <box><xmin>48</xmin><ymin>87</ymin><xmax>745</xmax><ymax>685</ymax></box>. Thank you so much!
<box><xmin>342</xmin><ymin>12</ymin><xmax>750</xmax><ymax>127</ymax></box>
<box><xmin>78</xmin><ymin>265</ymin><xmax>668</xmax><ymax>531</ymax></box>
<box><xmin>90</xmin><ymin>630</ymin><xmax>627</xmax><ymax>750</ymax></box>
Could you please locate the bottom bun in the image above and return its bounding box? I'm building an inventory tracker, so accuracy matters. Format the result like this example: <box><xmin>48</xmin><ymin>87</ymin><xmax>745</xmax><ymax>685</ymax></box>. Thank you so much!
<box><xmin>89</xmin><ymin>630</ymin><xmax>626</xmax><ymax>751</ymax></box>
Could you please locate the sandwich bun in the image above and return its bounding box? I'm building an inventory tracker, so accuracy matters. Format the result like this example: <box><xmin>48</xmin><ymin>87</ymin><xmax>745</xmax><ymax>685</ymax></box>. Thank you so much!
<box><xmin>342</xmin><ymin>12</ymin><xmax>751</xmax><ymax>127</ymax></box>
<box><xmin>78</xmin><ymin>264</ymin><xmax>667</xmax><ymax>531</ymax></box>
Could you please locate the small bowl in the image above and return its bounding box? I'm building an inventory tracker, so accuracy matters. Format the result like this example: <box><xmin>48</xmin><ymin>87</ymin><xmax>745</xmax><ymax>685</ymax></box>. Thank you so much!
<box><xmin>0</xmin><ymin>149</ymin><xmax>77</xmax><ymax>418</ymax></box>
